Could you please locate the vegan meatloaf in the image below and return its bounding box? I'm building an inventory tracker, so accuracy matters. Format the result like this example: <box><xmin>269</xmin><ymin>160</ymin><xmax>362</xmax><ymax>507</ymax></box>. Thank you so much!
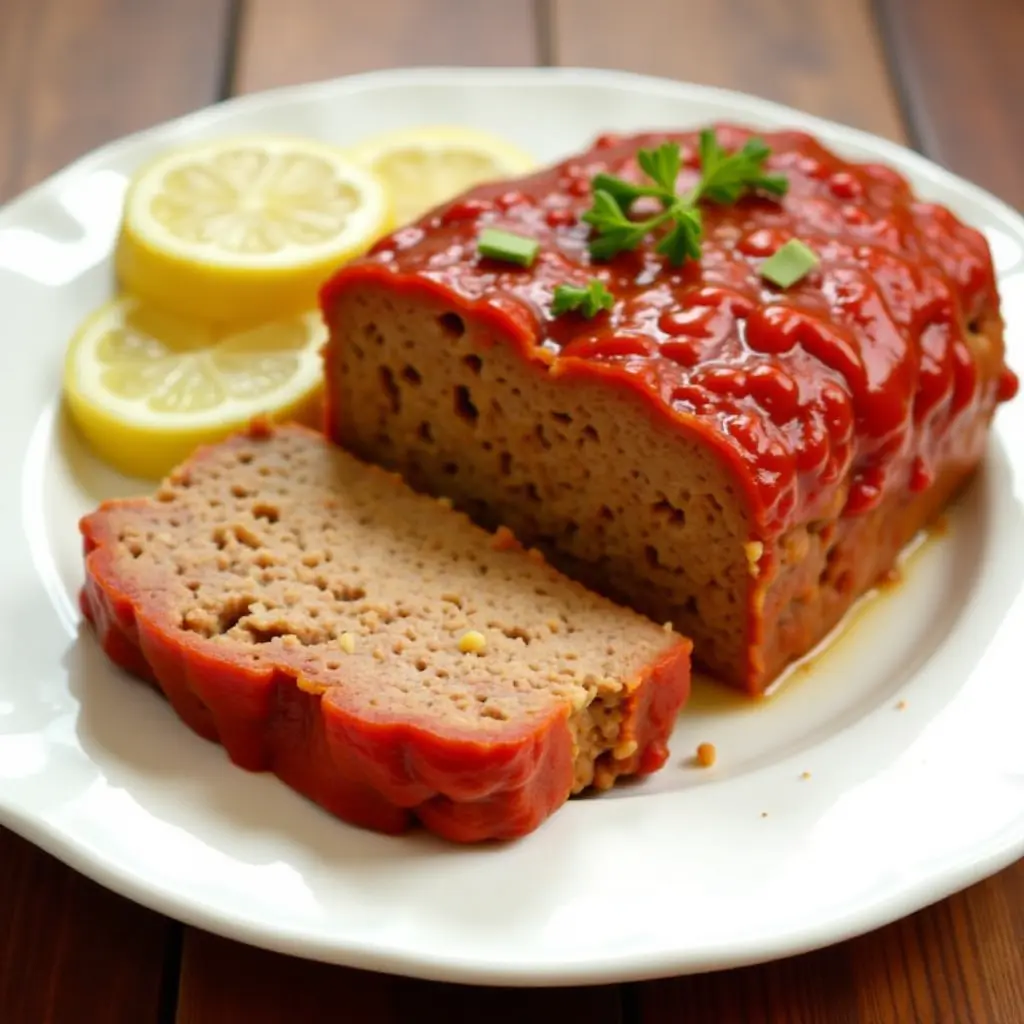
<box><xmin>321</xmin><ymin>124</ymin><xmax>1019</xmax><ymax>692</ymax></box>
<box><xmin>80</xmin><ymin>423</ymin><xmax>691</xmax><ymax>842</ymax></box>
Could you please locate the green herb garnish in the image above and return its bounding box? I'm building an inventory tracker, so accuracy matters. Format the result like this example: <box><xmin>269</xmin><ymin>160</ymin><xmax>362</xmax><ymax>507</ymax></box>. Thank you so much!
<box><xmin>582</xmin><ymin>131</ymin><xmax>788</xmax><ymax>265</ymax></box>
<box><xmin>551</xmin><ymin>279</ymin><xmax>615</xmax><ymax>318</ymax></box>
<box><xmin>759</xmin><ymin>238</ymin><xmax>819</xmax><ymax>288</ymax></box>
<box><xmin>477</xmin><ymin>228</ymin><xmax>540</xmax><ymax>267</ymax></box>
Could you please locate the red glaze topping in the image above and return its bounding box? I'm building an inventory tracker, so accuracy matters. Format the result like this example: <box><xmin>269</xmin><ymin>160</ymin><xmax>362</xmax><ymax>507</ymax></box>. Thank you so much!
<box><xmin>324</xmin><ymin>126</ymin><xmax>1014</xmax><ymax>535</ymax></box>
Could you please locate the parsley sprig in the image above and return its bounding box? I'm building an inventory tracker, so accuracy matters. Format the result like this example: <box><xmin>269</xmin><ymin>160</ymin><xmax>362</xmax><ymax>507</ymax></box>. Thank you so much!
<box><xmin>551</xmin><ymin>279</ymin><xmax>615</xmax><ymax>318</ymax></box>
<box><xmin>582</xmin><ymin>130</ymin><xmax>789</xmax><ymax>265</ymax></box>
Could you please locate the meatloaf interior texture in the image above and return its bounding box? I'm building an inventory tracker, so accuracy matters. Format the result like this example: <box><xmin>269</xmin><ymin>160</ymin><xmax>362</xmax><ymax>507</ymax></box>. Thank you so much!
<box><xmin>329</xmin><ymin>287</ymin><xmax>754</xmax><ymax>682</ymax></box>
<box><xmin>322</xmin><ymin>126</ymin><xmax>1016</xmax><ymax>692</ymax></box>
<box><xmin>80</xmin><ymin>425</ymin><xmax>690</xmax><ymax>841</ymax></box>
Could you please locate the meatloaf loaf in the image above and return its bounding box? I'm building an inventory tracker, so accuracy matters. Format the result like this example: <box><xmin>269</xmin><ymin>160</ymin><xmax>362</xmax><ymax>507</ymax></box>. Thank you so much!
<box><xmin>321</xmin><ymin>125</ymin><xmax>1019</xmax><ymax>692</ymax></box>
<box><xmin>80</xmin><ymin>423</ymin><xmax>690</xmax><ymax>842</ymax></box>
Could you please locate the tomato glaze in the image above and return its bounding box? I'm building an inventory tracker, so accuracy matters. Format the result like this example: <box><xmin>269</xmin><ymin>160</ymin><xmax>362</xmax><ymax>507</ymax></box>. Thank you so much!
<box><xmin>326</xmin><ymin>126</ymin><xmax>1017</xmax><ymax>534</ymax></box>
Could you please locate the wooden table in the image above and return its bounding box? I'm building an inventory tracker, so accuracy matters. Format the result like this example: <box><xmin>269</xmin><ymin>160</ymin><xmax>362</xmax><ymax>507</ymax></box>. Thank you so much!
<box><xmin>1</xmin><ymin>1</ymin><xmax>1022</xmax><ymax>1021</ymax></box>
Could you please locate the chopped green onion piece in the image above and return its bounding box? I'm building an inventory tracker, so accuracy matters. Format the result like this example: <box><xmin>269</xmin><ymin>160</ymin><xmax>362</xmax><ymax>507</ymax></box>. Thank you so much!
<box><xmin>552</xmin><ymin>279</ymin><xmax>615</xmax><ymax>318</ymax></box>
<box><xmin>759</xmin><ymin>238</ymin><xmax>819</xmax><ymax>288</ymax></box>
<box><xmin>477</xmin><ymin>228</ymin><xmax>540</xmax><ymax>267</ymax></box>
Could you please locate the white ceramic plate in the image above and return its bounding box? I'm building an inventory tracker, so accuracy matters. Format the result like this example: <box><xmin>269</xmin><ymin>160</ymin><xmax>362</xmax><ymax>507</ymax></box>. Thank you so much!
<box><xmin>2</xmin><ymin>67</ymin><xmax>1023</xmax><ymax>987</ymax></box>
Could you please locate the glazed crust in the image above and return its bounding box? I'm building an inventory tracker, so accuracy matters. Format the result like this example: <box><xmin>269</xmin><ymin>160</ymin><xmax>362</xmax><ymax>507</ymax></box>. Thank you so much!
<box><xmin>322</xmin><ymin>126</ymin><xmax>1016</xmax><ymax>691</ymax></box>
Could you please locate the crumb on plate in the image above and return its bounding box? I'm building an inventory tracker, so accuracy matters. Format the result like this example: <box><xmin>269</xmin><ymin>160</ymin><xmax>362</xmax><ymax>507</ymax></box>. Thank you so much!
<box><xmin>696</xmin><ymin>742</ymin><xmax>717</xmax><ymax>767</ymax></box>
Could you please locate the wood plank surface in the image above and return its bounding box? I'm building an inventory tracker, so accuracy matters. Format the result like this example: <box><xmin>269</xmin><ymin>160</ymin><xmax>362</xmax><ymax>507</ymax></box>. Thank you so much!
<box><xmin>638</xmin><ymin>859</ymin><xmax>1024</xmax><ymax>1024</ymax></box>
<box><xmin>876</xmin><ymin>0</ymin><xmax>1024</xmax><ymax>208</ymax></box>
<box><xmin>550</xmin><ymin>0</ymin><xmax>906</xmax><ymax>141</ymax></box>
<box><xmin>0</xmin><ymin>830</ymin><xmax>171</xmax><ymax>1024</ymax></box>
<box><xmin>177</xmin><ymin>931</ymin><xmax>623</xmax><ymax>1024</ymax></box>
<box><xmin>234</xmin><ymin>0</ymin><xmax>539</xmax><ymax>93</ymax></box>
<box><xmin>0</xmin><ymin>0</ymin><xmax>235</xmax><ymax>195</ymax></box>
<box><xmin>0</xmin><ymin>1</ymin><xmax>233</xmax><ymax>1022</ymax></box>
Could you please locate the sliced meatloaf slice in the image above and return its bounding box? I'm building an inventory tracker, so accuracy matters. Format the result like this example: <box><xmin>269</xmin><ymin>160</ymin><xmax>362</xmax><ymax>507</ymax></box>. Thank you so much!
<box><xmin>80</xmin><ymin>423</ymin><xmax>691</xmax><ymax>842</ymax></box>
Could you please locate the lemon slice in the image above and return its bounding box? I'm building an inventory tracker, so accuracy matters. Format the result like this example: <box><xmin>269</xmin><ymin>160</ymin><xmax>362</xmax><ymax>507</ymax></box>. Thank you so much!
<box><xmin>63</xmin><ymin>296</ymin><xmax>326</xmax><ymax>479</ymax></box>
<box><xmin>345</xmin><ymin>125</ymin><xmax>536</xmax><ymax>226</ymax></box>
<box><xmin>115</xmin><ymin>136</ymin><xmax>392</xmax><ymax>324</ymax></box>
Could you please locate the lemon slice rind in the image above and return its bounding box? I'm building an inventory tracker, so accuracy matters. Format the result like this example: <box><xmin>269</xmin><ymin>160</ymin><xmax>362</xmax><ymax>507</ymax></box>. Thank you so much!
<box><xmin>116</xmin><ymin>135</ymin><xmax>392</xmax><ymax>324</ymax></box>
<box><xmin>64</xmin><ymin>296</ymin><xmax>326</xmax><ymax>478</ymax></box>
<box><xmin>345</xmin><ymin>124</ymin><xmax>536</xmax><ymax>225</ymax></box>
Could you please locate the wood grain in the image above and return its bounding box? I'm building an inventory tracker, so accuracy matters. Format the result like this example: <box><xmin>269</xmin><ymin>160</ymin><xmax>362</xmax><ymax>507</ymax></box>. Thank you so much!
<box><xmin>177</xmin><ymin>930</ymin><xmax>622</xmax><ymax>1024</ymax></box>
<box><xmin>549</xmin><ymin>0</ymin><xmax>906</xmax><ymax>141</ymax></box>
<box><xmin>0</xmin><ymin>830</ymin><xmax>171</xmax><ymax>1024</ymax></box>
<box><xmin>638</xmin><ymin>859</ymin><xmax>1024</xmax><ymax>1024</ymax></box>
<box><xmin>0</xmin><ymin>0</ymin><xmax>234</xmax><ymax>197</ymax></box>
<box><xmin>875</xmin><ymin>0</ymin><xmax>1024</xmax><ymax>208</ymax></box>
<box><xmin>0</xmin><ymin>1</ymin><xmax>233</xmax><ymax>1021</ymax></box>
<box><xmin>233</xmin><ymin>0</ymin><xmax>540</xmax><ymax>94</ymax></box>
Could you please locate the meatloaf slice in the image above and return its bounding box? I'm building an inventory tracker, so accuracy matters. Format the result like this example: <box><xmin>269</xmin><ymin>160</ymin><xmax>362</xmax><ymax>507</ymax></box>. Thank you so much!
<box><xmin>321</xmin><ymin>125</ymin><xmax>1018</xmax><ymax>692</ymax></box>
<box><xmin>80</xmin><ymin>423</ymin><xmax>690</xmax><ymax>842</ymax></box>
